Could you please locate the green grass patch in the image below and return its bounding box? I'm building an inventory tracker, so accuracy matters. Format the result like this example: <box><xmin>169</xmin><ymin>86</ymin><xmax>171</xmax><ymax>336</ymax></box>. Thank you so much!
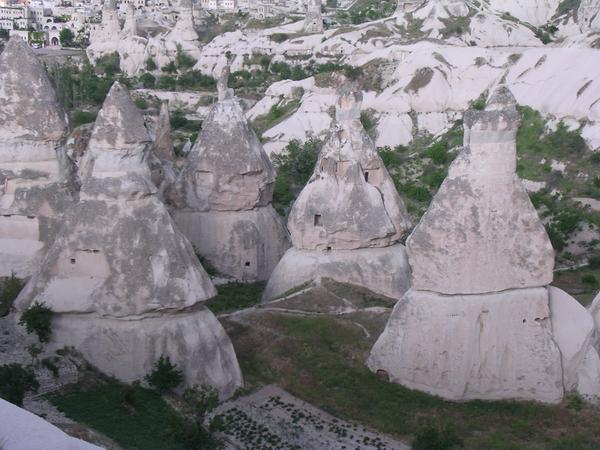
<box><xmin>205</xmin><ymin>282</ymin><xmax>265</xmax><ymax>315</ymax></box>
<box><xmin>228</xmin><ymin>314</ymin><xmax>600</xmax><ymax>449</ymax></box>
<box><xmin>47</xmin><ymin>382</ymin><xmax>185</xmax><ymax>449</ymax></box>
<box><xmin>251</xmin><ymin>99</ymin><xmax>301</xmax><ymax>137</ymax></box>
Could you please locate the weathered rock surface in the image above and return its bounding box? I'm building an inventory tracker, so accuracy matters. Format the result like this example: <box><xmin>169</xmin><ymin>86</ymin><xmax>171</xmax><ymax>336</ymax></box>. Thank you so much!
<box><xmin>304</xmin><ymin>0</ymin><xmax>324</xmax><ymax>34</ymax></box>
<box><xmin>549</xmin><ymin>286</ymin><xmax>600</xmax><ymax>400</ymax></box>
<box><xmin>264</xmin><ymin>88</ymin><xmax>411</xmax><ymax>302</ymax></box>
<box><xmin>368</xmin><ymin>288</ymin><xmax>565</xmax><ymax>403</ymax></box>
<box><xmin>87</xmin><ymin>0</ymin><xmax>202</xmax><ymax>76</ymax></box>
<box><xmin>370</xmin><ymin>88</ymin><xmax>598</xmax><ymax>404</ymax></box>
<box><xmin>172</xmin><ymin>68</ymin><xmax>289</xmax><ymax>282</ymax></box>
<box><xmin>0</xmin><ymin>398</ymin><xmax>102</xmax><ymax>450</ymax></box>
<box><xmin>288</xmin><ymin>89</ymin><xmax>410</xmax><ymax>251</ymax></box>
<box><xmin>263</xmin><ymin>245</ymin><xmax>411</xmax><ymax>302</ymax></box>
<box><xmin>0</xmin><ymin>37</ymin><xmax>76</xmax><ymax>277</ymax></box>
<box><xmin>407</xmin><ymin>87</ymin><xmax>554</xmax><ymax>295</ymax></box>
<box><xmin>16</xmin><ymin>82</ymin><xmax>242</xmax><ymax>398</ymax></box>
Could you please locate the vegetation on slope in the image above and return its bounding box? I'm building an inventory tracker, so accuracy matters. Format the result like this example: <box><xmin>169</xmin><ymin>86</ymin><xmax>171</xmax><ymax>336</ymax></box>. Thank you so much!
<box><xmin>224</xmin><ymin>311</ymin><xmax>600</xmax><ymax>450</ymax></box>
<box><xmin>48</xmin><ymin>379</ymin><xmax>221</xmax><ymax>450</ymax></box>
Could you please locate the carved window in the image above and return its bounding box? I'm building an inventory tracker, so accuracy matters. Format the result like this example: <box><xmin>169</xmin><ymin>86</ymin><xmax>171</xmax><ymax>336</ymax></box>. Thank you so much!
<box><xmin>314</xmin><ymin>214</ymin><xmax>322</xmax><ymax>226</ymax></box>
<box><xmin>364</xmin><ymin>171</ymin><xmax>369</xmax><ymax>182</ymax></box>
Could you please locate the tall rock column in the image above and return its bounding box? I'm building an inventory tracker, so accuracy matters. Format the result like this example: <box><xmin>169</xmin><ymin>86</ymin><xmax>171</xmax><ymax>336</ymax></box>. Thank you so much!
<box><xmin>171</xmin><ymin>68</ymin><xmax>290</xmax><ymax>282</ymax></box>
<box><xmin>263</xmin><ymin>88</ymin><xmax>412</xmax><ymax>301</ymax></box>
<box><xmin>16</xmin><ymin>83</ymin><xmax>243</xmax><ymax>398</ymax></box>
<box><xmin>304</xmin><ymin>0</ymin><xmax>324</xmax><ymax>34</ymax></box>
<box><xmin>369</xmin><ymin>87</ymin><xmax>600</xmax><ymax>404</ymax></box>
<box><xmin>0</xmin><ymin>37</ymin><xmax>76</xmax><ymax>277</ymax></box>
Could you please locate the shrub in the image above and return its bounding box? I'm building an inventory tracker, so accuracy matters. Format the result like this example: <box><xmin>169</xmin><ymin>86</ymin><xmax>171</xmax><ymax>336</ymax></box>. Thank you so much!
<box><xmin>175</xmin><ymin>44</ymin><xmax>197</xmax><ymax>70</ymax></box>
<box><xmin>157</xmin><ymin>75</ymin><xmax>177</xmax><ymax>90</ymax></box>
<box><xmin>183</xmin><ymin>385</ymin><xmax>219</xmax><ymax>418</ymax></box>
<box><xmin>95</xmin><ymin>52</ymin><xmax>121</xmax><ymax>77</ymax></box>
<box><xmin>19</xmin><ymin>301</ymin><xmax>53</xmax><ymax>343</ymax></box>
<box><xmin>589</xmin><ymin>254</ymin><xmax>600</xmax><ymax>269</ymax></box>
<box><xmin>0</xmin><ymin>274</ymin><xmax>25</xmax><ymax>317</ymax></box>
<box><xmin>139</xmin><ymin>72</ymin><xmax>156</xmax><ymax>88</ymax></box>
<box><xmin>71</xmin><ymin>110</ymin><xmax>97</xmax><ymax>128</ymax></box>
<box><xmin>0</xmin><ymin>364</ymin><xmax>38</xmax><ymax>406</ymax></box>
<box><xmin>145</xmin><ymin>356</ymin><xmax>183</xmax><ymax>393</ymax></box>
<box><xmin>344</xmin><ymin>65</ymin><xmax>363</xmax><ymax>81</ymax></box>
<box><xmin>270</xmin><ymin>33</ymin><xmax>288</xmax><ymax>43</ymax></box>
<box><xmin>59</xmin><ymin>28</ymin><xmax>75</xmax><ymax>47</ymax></box>
<box><xmin>582</xmin><ymin>274</ymin><xmax>598</xmax><ymax>286</ymax></box>
<box><xmin>272</xmin><ymin>138</ymin><xmax>322</xmax><ymax>214</ymax></box>
<box><xmin>426</xmin><ymin>140</ymin><xmax>450</xmax><ymax>165</ymax></box>
<box><xmin>161</xmin><ymin>61</ymin><xmax>177</xmax><ymax>74</ymax></box>
<box><xmin>412</xmin><ymin>423</ymin><xmax>463</xmax><ymax>450</ymax></box>
<box><xmin>145</xmin><ymin>57</ymin><xmax>157</xmax><ymax>71</ymax></box>
<box><xmin>133</xmin><ymin>97</ymin><xmax>147</xmax><ymax>110</ymax></box>
<box><xmin>360</xmin><ymin>110</ymin><xmax>378</xmax><ymax>140</ymax></box>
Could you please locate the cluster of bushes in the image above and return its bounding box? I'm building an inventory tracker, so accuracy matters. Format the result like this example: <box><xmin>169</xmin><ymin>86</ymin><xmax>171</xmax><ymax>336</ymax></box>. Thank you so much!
<box><xmin>271</xmin><ymin>138</ymin><xmax>323</xmax><ymax>215</ymax></box>
<box><xmin>139</xmin><ymin>48</ymin><xmax>216</xmax><ymax>92</ymax></box>
<box><xmin>227</xmin><ymin>57</ymin><xmax>363</xmax><ymax>93</ymax></box>
<box><xmin>47</xmin><ymin>54</ymin><xmax>128</xmax><ymax>112</ymax></box>
<box><xmin>0</xmin><ymin>364</ymin><xmax>38</xmax><ymax>406</ymax></box>
<box><xmin>336</xmin><ymin>0</ymin><xmax>396</xmax><ymax>24</ymax></box>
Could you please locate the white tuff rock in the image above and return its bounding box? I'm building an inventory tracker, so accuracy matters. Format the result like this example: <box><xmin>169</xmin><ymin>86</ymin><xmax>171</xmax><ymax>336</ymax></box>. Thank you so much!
<box><xmin>0</xmin><ymin>37</ymin><xmax>76</xmax><ymax>277</ymax></box>
<box><xmin>16</xmin><ymin>83</ymin><xmax>242</xmax><ymax>398</ymax></box>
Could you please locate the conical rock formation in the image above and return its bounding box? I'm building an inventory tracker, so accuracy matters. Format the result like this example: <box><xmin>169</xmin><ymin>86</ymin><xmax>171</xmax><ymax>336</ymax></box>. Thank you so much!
<box><xmin>0</xmin><ymin>37</ymin><xmax>76</xmax><ymax>277</ymax></box>
<box><xmin>369</xmin><ymin>87</ymin><xmax>600</xmax><ymax>404</ymax></box>
<box><xmin>172</xmin><ymin>67</ymin><xmax>290</xmax><ymax>282</ymax></box>
<box><xmin>16</xmin><ymin>83</ymin><xmax>242</xmax><ymax>398</ymax></box>
<box><xmin>263</xmin><ymin>87</ymin><xmax>411</xmax><ymax>301</ymax></box>
<box><xmin>408</xmin><ymin>87</ymin><xmax>554</xmax><ymax>295</ymax></box>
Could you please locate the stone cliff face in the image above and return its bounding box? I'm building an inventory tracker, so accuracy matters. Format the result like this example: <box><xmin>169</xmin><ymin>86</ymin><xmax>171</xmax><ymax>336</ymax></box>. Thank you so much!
<box><xmin>263</xmin><ymin>87</ymin><xmax>412</xmax><ymax>302</ymax></box>
<box><xmin>369</xmin><ymin>87</ymin><xmax>600</xmax><ymax>404</ymax></box>
<box><xmin>171</xmin><ymin>68</ymin><xmax>290</xmax><ymax>282</ymax></box>
<box><xmin>16</xmin><ymin>82</ymin><xmax>243</xmax><ymax>398</ymax></box>
<box><xmin>0</xmin><ymin>37</ymin><xmax>76</xmax><ymax>277</ymax></box>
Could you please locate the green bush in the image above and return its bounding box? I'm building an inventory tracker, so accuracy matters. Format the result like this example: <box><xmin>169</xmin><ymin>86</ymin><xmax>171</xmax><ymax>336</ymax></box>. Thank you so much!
<box><xmin>0</xmin><ymin>274</ymin><xmax>25</xmax><ymax>317</ymax></box>
<box><xmin>145</xmin><ymin>356</ymin><xmax>183</xmax><ymax>393</ymax></box>
<box><xmin>139</xmin><ymin>72</ymin><xmax>155</xmax><ymax>88</ymax></box>
<box><xmin>161</xmin><ymin>61</ymin><xmax>177</xmax><ymax>74</ymax></box>
<box><xmin>19</xmin><ymin>301</ymin><xmax>53</xmax><ymax>343</ymax></box>
<box><xmin>145</xmin><ymin>57</ymin><xmax>157</xmax><ymax>71</ymax></box>
<box><xmin>360</xmin><ymin>110</ymin><xmax>378</xmax><ymax>140</ymax></box>
<box><xmin>272</xmin><ymin>138</ymin><xmax>322</xmax><ymax>215</ymax></box>
<box><xmin>95</xmin><ymin>52</ymin><xmax>121</xmax><ymax>77</ymax></box>
<box><xmin>133</xmin><ymin>97</ymin><xmax>148</xmax><ymax>110</ymax></box>
<box><xmin>582</xmin><ymin>274</ymin><xmax>598</xmax><ymax>286</ymax></box>
<box><xmin>412</xmin><ymin>423</ymin><xmax>463</xmax><ymax>450</ymax></box>
<box><xmin>270</xmin><ymin>33</ymin><xmax>288</xmax><ymax>43</ymax></box>
<box><xmin>0</xmin><ymin>364</ymin><xmax>38</xmax><ymax>406</ymax></box>
<box><xmin>175</xmin><ymin>45</ymin><xmax>197</xmax><ymax>70</ymax></box>
<box><xmin>589</xmin><ymin>254</ymin><xmax>600</xmax><ymax>269</ymax></box>
<box><xmin>71</xmin><ymin>110</ymin><xmax>97</xmax><ymax>128</ymax></box>
<box><xmin>157</xmin><ymin>75</ymin><xmax>177</xmax><ymax>90</ymax></box>
<box><xmin>426</xmin><ymin>140</ymin><xmax>450</xmax><ymax>165</ymax></box>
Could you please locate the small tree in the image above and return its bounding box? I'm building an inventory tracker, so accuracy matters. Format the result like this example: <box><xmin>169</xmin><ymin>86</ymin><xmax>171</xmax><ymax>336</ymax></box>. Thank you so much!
<box><xmin>145</xmin><ymin>356</ymin><xmax>183</xmax><ymax>393</ymax></box>
<box><xmin>0</xmin><ymin>273</ymin><xmax>25</xmax><ymax>317</ymax></box>
<box><xmin>19</xmin><ymin>301</ymin><xmax>53</xmax><ymax>343</ymax></box>
<box><xmin>59</xmin><ymin>28</ymin><xmax>74</xmax><ymax>47</ymax></box>
<box><xmin>0</xmin><ymin>364</ymin><xmax>39</xmax><ymax>406</ymax></box>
